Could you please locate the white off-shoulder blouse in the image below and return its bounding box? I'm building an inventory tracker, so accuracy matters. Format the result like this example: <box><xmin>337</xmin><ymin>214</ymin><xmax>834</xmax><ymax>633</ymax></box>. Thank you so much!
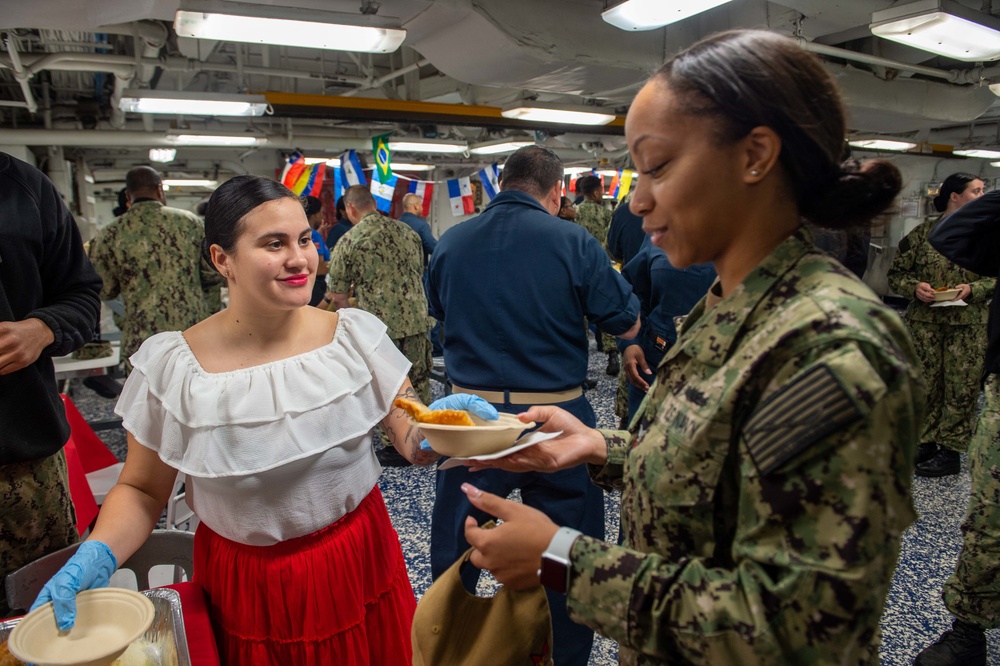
<box><xmin>114</xmin><ymin>308</ymin><xmax>411</xmax><ymax>546</ymax></box>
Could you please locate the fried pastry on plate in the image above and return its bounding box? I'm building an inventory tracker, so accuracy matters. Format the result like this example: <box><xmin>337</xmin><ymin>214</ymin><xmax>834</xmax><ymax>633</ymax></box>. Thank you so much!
<box><xmin>393</xmin><ymin>397</ymin><xmax>475</xmax><ymax>426</ymax></box>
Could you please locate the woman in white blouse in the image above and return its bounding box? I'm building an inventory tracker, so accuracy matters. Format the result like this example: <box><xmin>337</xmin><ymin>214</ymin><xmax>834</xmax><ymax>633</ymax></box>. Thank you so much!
<box><xmin>33</xmin><ymin>176</ymin><xmax>444</xmax><ymax>664</ymax></box>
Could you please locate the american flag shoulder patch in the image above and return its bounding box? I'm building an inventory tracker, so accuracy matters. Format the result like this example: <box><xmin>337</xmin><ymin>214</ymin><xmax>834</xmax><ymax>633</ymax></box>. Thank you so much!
<box><xmin>743</xmin><ymin>364</ymin><xmax>863</xmax><ymax>475</ymax></box>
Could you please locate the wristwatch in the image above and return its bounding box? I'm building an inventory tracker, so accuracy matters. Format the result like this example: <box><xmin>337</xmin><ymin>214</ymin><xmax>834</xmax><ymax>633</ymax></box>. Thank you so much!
<box><xmin>538</xmin><ymin>527</ymin><xmax>581</xmax><ymax>594</ymax></box>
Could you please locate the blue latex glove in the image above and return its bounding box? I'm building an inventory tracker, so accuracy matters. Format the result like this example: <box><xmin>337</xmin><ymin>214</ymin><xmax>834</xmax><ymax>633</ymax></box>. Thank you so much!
<box><xmin>420</xmin><ymin>394</ymin><xmax>500</xmax><ymax>450</ymax></box>
<box><xmin>31</xmin><ymin>540</ymin><xmax>118</xmax><ymax>630</ymax></box>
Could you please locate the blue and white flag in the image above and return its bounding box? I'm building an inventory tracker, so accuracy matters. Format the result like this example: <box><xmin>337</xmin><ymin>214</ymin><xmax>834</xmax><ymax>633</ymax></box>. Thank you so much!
<box><xmin>478</xmin><ymin>163</ymin><xmax>500</xmax><ymax>202</ymax></box>
<box><xmin>447</xmin><ymin>177</ymin><xmax>475</xmax><ymax>216</ymax></box>
<box><xmin>341</xmin><ymin>149</ymin><xmax>367</xmax><ymax>187</ymax></box>
<box><xmin>370</xmin><ymin>175</ymin><xmax>398</xmax><ymax>212</ymax></box>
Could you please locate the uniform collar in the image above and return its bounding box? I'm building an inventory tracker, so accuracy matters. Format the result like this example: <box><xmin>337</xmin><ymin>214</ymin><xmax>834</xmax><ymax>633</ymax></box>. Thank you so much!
<box><xmin>666</xmin><ymin>229</ymin><xmax>813</xmax><ymax>368</ymax></box>
<box><xmin>484</xmin><ymin>190</ymin><xmax>551</xmax><ymax>215</ymax></box>
<box><xmin>357</xmin><ymin>210</ymin><xmax>389</xmax><ymax>226</ymax></box>
<box><xmin>129</xmin><ymin>199</ymin><xmax>163</xmax><ymax>208</ymax></box>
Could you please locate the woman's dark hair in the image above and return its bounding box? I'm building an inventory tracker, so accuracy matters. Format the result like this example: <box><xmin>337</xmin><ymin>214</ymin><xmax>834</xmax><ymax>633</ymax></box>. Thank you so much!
<box><xmin>653</xmin><ymin>29</ymin><xmax>901</xmax><ymax>229</ymax></box>
<box><xmin>202</xmin><ymin>175</ymin><xmax>298</xmax><ymax>272</ymax></box>
<box><xmin>335</xmin><ymin>197</ymin><xmax>347</xmax><ymax>221</ymax></box>
<box><xmin>303</xmin><ymin>195</ymin><xmax>323</xmax><ymax>217</ymax></box>
<box><xmin>559</xmin><ymin>196</ymin><xmax>573</xmax><ymax>208</ymax></box>
<box><xmin>932</xmin><ymin>173</ymin><xmax>979</xmax><ymax>213</ymax></box>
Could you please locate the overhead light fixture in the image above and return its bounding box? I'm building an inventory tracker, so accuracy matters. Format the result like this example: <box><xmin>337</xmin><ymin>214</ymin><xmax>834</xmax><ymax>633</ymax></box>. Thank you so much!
<box><xmin>470</xmin><ymin>140</ymin><xmax>535</xmax><ymax>155</ymax></box>
<box><xmin>564</xmin><ymin>166</ymin><xmax>594</xmax><ymax>176</ymax></box>
<box><xmin>871</xmin><ymin>0</ymin><xmax>1000</xmax><ymax>62</ymax></box>
<box><xmin>166</xmin><ymin>131</ymin><xmax>265</xmax><ymax>147</ymax></box>
<box><xmin>148</xmin><ymin>148</ymin><xmax>178</xmax><ymax>163</ymax></box>
<box><xmin>602</xmin><ymin>0</ymin><xmax>733</xmax><ymax>31</ymax></box>
<box><xmin>389</xmin><ymin>140</ymin><xmax>468</xmax><ymax>154</ymax></box>
<box><xmin>848</xmin><ymin>138</ymin><xmax>918</xmax><ymax>152</ymax></box>
<box><xmin>119</xmin><ymin>90</ymin><xmax>267</xmax><ymax>116</ymax></box>
<box><xmin>304</xmin><ymin>157</ymin><xmax>342</xmax><ymax>166</ymax></box>
<box><xmin>391</xmin><ymin>162</ymin><xmax>434</xmax><ymax>171</ymax></box>
<box><xmin>175</xmin><ymin>1</ymin><xmax>406</xmax><ymax>53</ymax></box>
<box><xmin>991</xmin><ymin>83</ymin><xmax>1000</xmax><ymax>96</ymax></box>
<box><xmin>501</xmin><ymin>101</ymin><xmax>616</xmax><ymax>126</ymax></box>
<box><xmin>992</xmin><ymin>161</ymin><xmax>1000</xmax><ymax>167</ymax></box>
<box><xmin>954</xmin><ymin>148</ymin><xmax>1000</xmax><ymax>159</ymax></box>
<box><xmin>162</xmin><ymin>179</ymin><xmax>218</xmax><ymax>188</ymax></box>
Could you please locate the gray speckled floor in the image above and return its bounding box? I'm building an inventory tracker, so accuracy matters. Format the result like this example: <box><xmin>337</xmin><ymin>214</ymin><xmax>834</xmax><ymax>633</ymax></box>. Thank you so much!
<box><xmin>69</xmin><ymin>341</ymin><xmax>999</xmax><ymax>665</ymax></box>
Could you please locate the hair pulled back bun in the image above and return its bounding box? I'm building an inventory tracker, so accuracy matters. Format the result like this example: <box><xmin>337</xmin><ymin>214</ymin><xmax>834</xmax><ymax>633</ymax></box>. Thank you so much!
<box><xmin>802</xmin><ymin>159</ymin><xmax>902</xmax><ymax>229</ymax></box>
<box><xmin>654</xmin><ymin>29</ymin><xmax>902</xmax><ymax>230</ymax></box>
<box><xmin>931</xmin><ymin>172</ymin><xmax>980</xmax><ymax>213</ymax></box>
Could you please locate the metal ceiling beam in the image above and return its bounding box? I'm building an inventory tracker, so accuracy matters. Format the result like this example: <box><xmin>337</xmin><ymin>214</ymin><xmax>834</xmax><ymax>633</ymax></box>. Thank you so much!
<box><xmin>263</xmin><ymin>91</ymin><xmax>626</xmax><ymax>135</ymax></box>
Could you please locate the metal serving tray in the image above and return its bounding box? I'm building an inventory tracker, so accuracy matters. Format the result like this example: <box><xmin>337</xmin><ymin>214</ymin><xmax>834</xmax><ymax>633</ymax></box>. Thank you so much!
<box><xmin>1</xmin><ymin>587</ymin><xmax>192</xmax><ymax>666</ymax></box>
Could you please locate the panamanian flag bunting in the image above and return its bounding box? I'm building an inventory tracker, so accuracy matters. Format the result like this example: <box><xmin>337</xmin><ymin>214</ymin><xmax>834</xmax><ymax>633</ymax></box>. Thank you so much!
<box><xmin>371</xmin><ymin>175</ymin><xmax>398</xmax><ymax>212</ymax></box>
<box><xmin>447</xmin><ymin>177</ymin><xmax>475</xmax><ymax>216</ymax></box>
<box><xmin>407</xmin><ymin>180</ymin><xmax>435</xmax><ymax>217</ymax></box>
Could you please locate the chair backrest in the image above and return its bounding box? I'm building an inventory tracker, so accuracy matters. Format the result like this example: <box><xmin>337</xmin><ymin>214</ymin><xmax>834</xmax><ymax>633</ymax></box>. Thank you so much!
<box><xmin>4</xmin><ymin>530</ymin><xmax>195</xmax><ymax>614</ymax></box>
<box><xmin>165</xmin><ymin>473</ymin><xmax>199</xmax><ymax>532</ymax></box>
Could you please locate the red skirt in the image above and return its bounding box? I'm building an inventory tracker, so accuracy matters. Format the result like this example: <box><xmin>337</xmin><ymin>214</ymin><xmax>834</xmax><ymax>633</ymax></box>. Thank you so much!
<box><xmin>193</xmin><ymin>485</ymin><xmax>416</xmax><ymax>665</ymax></box>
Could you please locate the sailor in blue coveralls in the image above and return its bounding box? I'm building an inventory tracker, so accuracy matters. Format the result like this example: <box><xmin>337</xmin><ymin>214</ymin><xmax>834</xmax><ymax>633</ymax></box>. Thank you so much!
<box><xmin>619</xmin><ymin>238</ymin><xmax>716</xmax><ymax>423</ymax></box>
<box><xmin>427</xmin><ymin>146</ymin><xmax>640</xmax><ymax>666</ymax></box>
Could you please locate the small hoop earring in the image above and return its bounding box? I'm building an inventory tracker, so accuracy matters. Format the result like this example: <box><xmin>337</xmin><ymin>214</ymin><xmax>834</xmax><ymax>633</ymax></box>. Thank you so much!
<box><xmin>750</xmin><ymin>169</ymin><xmax>760</xmax><ymax>176</ymax></box>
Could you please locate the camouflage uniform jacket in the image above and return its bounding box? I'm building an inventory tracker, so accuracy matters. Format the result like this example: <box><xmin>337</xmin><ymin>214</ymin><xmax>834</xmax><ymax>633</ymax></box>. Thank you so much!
<box><xmin>887</xmin><ymin>217</ymin><xmax>994</xmax><ymax>325</ymax></box>
<box><xmin>327</xmin><ymin>210</ymin><xmax>430</xmax><ymax>339</ymax></box>
<box><xmin>575</xmin><ymin>201</ymin><xmax>612</xmax><ymax>246</ymax></box>
<box><xmin>568</xmin><ymin>231</ymin><xmax>923</xmax><ymax>665</ymax></box>
<box><xmin>89</xmin><ymin>201</ymin><xmax>222</xmax><ymax>361</ymax></box>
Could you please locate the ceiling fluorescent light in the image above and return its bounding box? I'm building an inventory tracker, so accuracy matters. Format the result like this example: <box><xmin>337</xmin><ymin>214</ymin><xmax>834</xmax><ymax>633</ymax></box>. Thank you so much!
<box><xmin>871</xmin><ymin>0</ymin><xmax>1000</xmax><ymax>62</ymax></box>
<box><xmin>991</xmin><ymin>83</ymin><xmax>1000</xmax><ymax>96</ymax></box>
<box><xmin>119</xmin><ymin>90</ymin><xmax>267</xmax><ymax>116</ymax></box>
<box><xmin>148</xmin><ymin>148</ymin><xmax>177</xmax><ymax>163</ymax></box>
<box><xmin>992</xmin><ymin>161</ymin><xmax>1000</xmax><ymax>167</ymax></box>
<box><xmin>304</xmin><ymin>157</ymin><xmax>342</xmax><ymax>166</ymax></box>
<box><xmin>389</xmin><ymin>140</ymin><xmax>468</xmax><ymax>154</ymax></box>
<box><xmin>954</xmin><ymin>149</ymin><xmax>1000</xmax><ymax>159</ymax></box>
<box><xmin>848</xmin><ymin>138</ymin><xmax>918</xmax><ymax>152</ymax></box>
<box><xmin>564</xmin><ymin>167</ymin><xmax>595</xmax><ymax>175</ymax></box>
<box><xmin>162</xmin><ymin>179</ymin><xmax>218</xmax><ymax>188</ymax></box>
<box><xmin>470</xmin><ymin>140</ymin><xmax>535</xmax><ymax>155</ymax></box>
<box><xmin>175</xmin><ymin>1</ymin><xmax>405</xmax><ymax>53</ymax></box>
<box><xmin>167</xmin><ymin>132</ymin><xmax>264</xmax><ymax>147</ymax></box>
<box><xmin>391</xmin><ymin>163</ymin><xmax>434</xmax><ymax>171</ymax></box>
<box><xmin>501</xmin><ymin>102</ymin><xmax>615</xmax><ymax>126</ymax></box>
<box><xmin>602</xmin><ymin>0</ymin><xmax>733</xmax><ymax>31</ymax></box>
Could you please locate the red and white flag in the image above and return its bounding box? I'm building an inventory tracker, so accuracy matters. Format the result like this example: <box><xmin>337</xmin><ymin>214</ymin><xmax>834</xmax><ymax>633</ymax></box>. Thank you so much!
<box><xmin>407</xmin><ymin>180</ymin><xmax>435</xmax><ymax>217</ymax></box>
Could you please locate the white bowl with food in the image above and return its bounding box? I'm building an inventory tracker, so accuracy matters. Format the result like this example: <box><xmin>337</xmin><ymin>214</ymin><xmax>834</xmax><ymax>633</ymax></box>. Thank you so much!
<box><xmin>7</xmin><ymin>588</ymin><xmax>155</xmax><ymax>666</ymax></box>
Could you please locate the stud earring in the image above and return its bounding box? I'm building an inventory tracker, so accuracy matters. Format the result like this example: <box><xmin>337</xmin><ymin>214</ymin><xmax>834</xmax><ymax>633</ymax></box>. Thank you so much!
<box><xmin>750</xmin><ymin>169</ymin><xmax>760</xmax><ymax>176</ymax></box>
<box><xmin>225</xmin><ymin>271</ymin><xmax>230</xmax><ymax>278</ymax></box>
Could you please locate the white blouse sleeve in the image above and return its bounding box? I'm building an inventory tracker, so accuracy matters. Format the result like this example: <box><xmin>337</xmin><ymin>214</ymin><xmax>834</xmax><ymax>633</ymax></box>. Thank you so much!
<box><xmin>114</xmin><ymin>310</ymin><xmax>411</xmax><ymax>478</ymax></box>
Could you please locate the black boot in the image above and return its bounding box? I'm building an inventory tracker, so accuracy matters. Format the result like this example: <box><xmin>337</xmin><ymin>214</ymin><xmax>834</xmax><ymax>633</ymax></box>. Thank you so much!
<box><xmin>916</xmin><ymin>442</ymin><xmax>939</xmax><ymax>465</ymax></box>
<box><xmin>913</xmin><ymin>619</ymin><xmax>987</xmax><ymax>666</ymax></box>
<box><xmin>83</xmin><ymin>374</ymin><xmax>123</xmax><ymax>399</ymax></box>
<box><xmin>915</xmin><ymin>447</ymin><xmax>960</xmax><ymax>477</ymax></box>
<box><xmin>605</xmin><ymin>351</ymin><xmax>620</xmax><ymax>376</ymax></box>
<box><xmin>583</xmin><ymin>377</ymin><xmax>598</xmax><ymax>390</ymax></box>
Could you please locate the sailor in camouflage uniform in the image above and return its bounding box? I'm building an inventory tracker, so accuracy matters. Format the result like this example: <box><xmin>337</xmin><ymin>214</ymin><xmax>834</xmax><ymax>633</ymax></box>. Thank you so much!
<box><xmin>89</xmin><ymin>166</ymin><xmax>223</xmax><ymax>367</ymax></box>
<box><xmin>914</xmin><ymin>189</ymin><xmax>1000</xmax><ymax>665</ymax></box>
<box><xmin>457</xmin><ymin>30</ymin><xmax>923</xmax><ymax>665</ymax></box>
<box><xmin>576</xmin><ymin>175</ymin><xmax>621</xmax><ymax>376</ymax></box>
<box><xmin>327</xmin><ymin>185</ymin><xmax>432</xmax><ymax>403</ymax></box>
<box><xmin>887</xmin><ymin>172</ymin><xmax>991</xmax><ymax>477</ymax></box>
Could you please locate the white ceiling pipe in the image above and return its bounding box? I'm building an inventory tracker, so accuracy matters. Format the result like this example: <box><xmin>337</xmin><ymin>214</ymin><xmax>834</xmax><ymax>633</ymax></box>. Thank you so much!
<box><xmin>799</xmin><ymin>38</ymin><xmax>1000</xmax><ymax>86</ymax></box>
<box><xmin>4</xmin><ymin>34</ymin><xmax>38</xmax><ymax>114</ymax></box>
<box><xmin>342</xmin><ymin>58</ymin><xmax>431</xmax><ymax>97</ymax></box>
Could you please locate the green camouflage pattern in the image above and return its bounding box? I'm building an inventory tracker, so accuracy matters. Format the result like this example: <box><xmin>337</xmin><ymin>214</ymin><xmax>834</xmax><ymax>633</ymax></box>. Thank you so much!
<box><xmin>89</xmin><ymin>201</ymin><xmax>223</xmax><ymax>362</ymax></box>
<box><xmin>887</xmin><ymin>217</ymin><xmax>994</xmax><ymax>325</ymax></box>
<box><xmin>327</xmin><ymin>211</ymin><xmax>431</xmax><ymax>339</ymax></box>
<box><xmin>615</xmin><ymin>366</ymin><xmax>629</xmax><ymax>426</ymax></box>
<box><xmin>394</xmin><ymin>331</ymin><xmax>432</xmax><ymax>404</ymax></box>
<box><xmin>943</xmin><ymin>373</ymin><xmax>1000</xmax><ymax>628</ymax></box>
<box><xmin>908</xmin><ymin>319</ymin><xmax>985</xmax><ymax>451</ymax></box>
<box><xmin>1</xmin><ymin>450</ymin><xmax>78</xmax><ymax>616</ymax></box>
<box><xmin>568</xmin><ymin>231</ymin><xmax>923</xmax><ymax>665</ymax></box>
<box><xmin>575</xmin><ymin>201</ymin><xmax>612</xmax><ymax>247</ymax></box>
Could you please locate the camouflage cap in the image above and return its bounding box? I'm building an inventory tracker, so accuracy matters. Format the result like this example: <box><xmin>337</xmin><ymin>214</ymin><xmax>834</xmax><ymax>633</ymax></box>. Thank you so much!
<box><xmin>412</xmin><ymin>543</ymin><xmax>553</xmax><ymax>666</ymax></box>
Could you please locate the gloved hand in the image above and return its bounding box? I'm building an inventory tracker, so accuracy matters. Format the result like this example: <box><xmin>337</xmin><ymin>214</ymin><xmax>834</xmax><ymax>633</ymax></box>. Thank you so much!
<box><xmin>30</xmin><ymin>540</ymin><xmax>118</xmax><ymax>630</ymax></box>
<box><xmin>420</xmin><ymin>393</ymin><xmax>500</xmax><ymax>450</ymax></box>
